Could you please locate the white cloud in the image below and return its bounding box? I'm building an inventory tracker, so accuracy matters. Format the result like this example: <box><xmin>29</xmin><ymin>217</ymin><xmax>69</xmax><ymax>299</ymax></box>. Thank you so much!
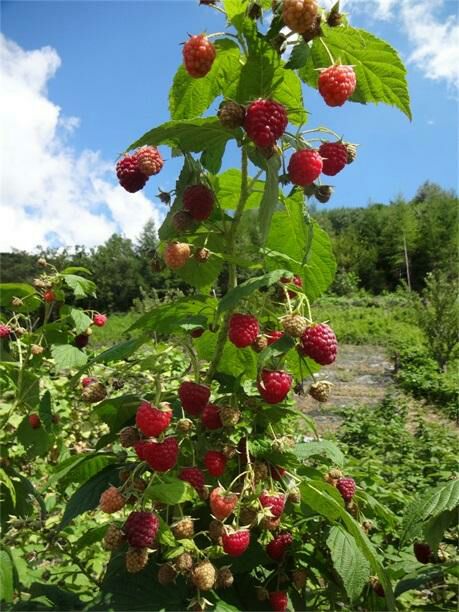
<box><xmin>336</xmin><ymin>0</ymin><xmax>459</xmax><ymax>90</ymax></box>
<box><xmin>0</xmin><ymin>35</ymin><xmax>162</xmax><ymax>252</ymax></box>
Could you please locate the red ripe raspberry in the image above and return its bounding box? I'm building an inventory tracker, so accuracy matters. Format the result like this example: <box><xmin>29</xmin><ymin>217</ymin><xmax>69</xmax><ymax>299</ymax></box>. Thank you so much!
<box><xmin>183</xmin><ymin>34</ymin><xmax>216</xmax><ymax>78</ymax></box>
<box><xmin>183</xmin><ymin>185</ymin><xmax>214</xmax><ymax>221</ymax></box>
<box><xmin>280</xmin><ymin>275</ymin><xmax>303</xmax><ymax>299</ymax></box>
<box><xmin>134</xmin><ymin>440</ymin><xmax>149</xmax><ymax>461</ymax></box>
<box><xmin>266</xmin><ymin>330</ymin><xmax>284</xmax><ymax>345</ymax></box>
<box><xmin>318</xmin><ymin>65</ymin><xmax>357</xmax><ymax>107</ymax></box>
<box><xmin>228</xmin><ymin>313</ymin><xmax>259</xmax><ymax>348</ymax></box>
<box><xmin>28</xmin><ymin>413</ymin><xmax>41</xmax><ymax>429</ymax></box>
<box><xmin>244</xmin><ymin>99</ymin><xmax>288</xmax><ymax>148</ymax></box>
<box><xmin>259</xmin><ymin>490</ymin><xmax>286</xmax><ymax>518</ymax></box>
<box><xmin>81</xmin><ymin>376</ymin><xmax>96</xmax><ymax>388</ymax></box>
<box><xmin>124</xmin><ymin>511</ymin><xmax>159</xmax><ymax>548</ymax></box>
<box><xmin>135</xmin><ymin>401</ymin><xmax>173</xmax><ymax>437</ymax></box>
<box><xmin>0</xmin><ymin>324</ymin><xmax>12</xmax><ymax>339</ymax></box>
<box><xmin>298</xmin><ymin>323</ymin><xmax>337</xmax><ymax>365</ymax></box>
<box><xmin>266</xmin><ymin>532</ymin><xmax>293</xmax><ymax>561</ymax></box>
<box><xmin>163</xmin><ymin>242</ymin><xmax>191</xmax><ymax>270</ymax></box>
<box><xmin>288</xmin><ymin>149</ymin><xmax>323</xmax><ymax>186</ymax></box>
<box><xmin>318</xmin><ymin>142</ymin><xmax>348</xmax><ymax>176</ymax></box>
<box><xmin>179</xmin><ymin>466</ymin><xmax>205</xmax><ymax>491</ymax></box>
<box><xmin>269</xmin><ymin>591</ymin><xmax>288</xmax><ymax>611</ymax></box>
<box><xmin>201</xmin><ymin>403</ymin><xmax>223</xmax><ymax>430</ymax></box>
<box><xmin>270</xmin><ymin>465</ymin><xmax>286</xmax><ymax>481</ymax></box>
<box><xmin>222</xmin><ymin>529</ymin><xmax>251</xmax><ymax>557</ymax></box>
<box><xmin>336</xmin><ymin>477</ymin><xmax>356</xmax><ymax>501</ymax></box>
<box><xmin>204</xmin><ymin>450</ymin><xmax>227</xmax><ymax>477</ymax></box>
<box><xmin>116</xmin><ymin>153</ymin><xmax>148</xmax><ymax>193</ymax></box>
<box><xmin>99</xmin><ymin>486</ymin><xmax>126</xmax><ymax>513</ymax></box>
<box><xmin>209</xmin><ymin>487</ymin><xmax>238</xmax><ymax>520</ymax></box>
<box><xmin>43</xmin><ymin>290</ymin><xmax>56</xmax><ymax>303</ymax></box>
<box><xmin>92</xmin><ymin>313</ymin><xmax>107</xmax><ymax>327</ymax></box>
<box><xmin>143</xmin><ymin>437</ymin><xmax>179</xmax><ymax>472</ymax></box>
<box><xmin>258</xmin><ymin>369</ymin><xmax>292</xmax><ymax>404</ymax></box>
<box><xmin>414</xmin><ymin>542</ymin><xmax>432</xmax><ymax>564</ymax></box>
<box><xmin>178</xmin><ymin>381</ymin><xmax>210</xmax><ymax>416</ymax></box>
<box><xmin>136</xmin><ymin>146</ymin><xmax>164</xmax><ymax>176</ymax></box>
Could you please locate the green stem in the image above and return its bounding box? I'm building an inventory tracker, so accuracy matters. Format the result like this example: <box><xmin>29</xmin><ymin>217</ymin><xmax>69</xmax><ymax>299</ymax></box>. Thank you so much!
<box><xmin>205</xmin><ymin>146</ymin><xmax>249</xmax><ymax>383</ymax></box>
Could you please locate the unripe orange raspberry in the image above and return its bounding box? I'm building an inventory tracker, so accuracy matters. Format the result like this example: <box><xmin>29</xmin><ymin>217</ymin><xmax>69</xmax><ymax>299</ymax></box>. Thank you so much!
<box><xmin>191</xmin><ymin>560</ymin><xmax>216</xmax><ymax>590</ymax></box>
<box><xmin>163</xmin><ymin>242</ymin><xmax>191</xmax><ymax>269</ymax></box>
<box><xmin>136</xmin><ymin>146</ymin><xmax>164</xmax><ymax>176</ymax></box>
<box><xmin>282</xmin><ymin>0</ymin><xmax>318</xmax><ymax>34</ymax></box>
<box><xmin>103</xmin><ymin>524</ymin><xmax>125</xmax><ymax>550</ymax></box>
<box><xmin>99</xmin><ymin>486</ymin><xmax>126</xmax><ymax>513</ymax></box>
<box><xmin>125</xmin><ymin>547</ymin><xmax>149</xmax><ymax>573</ymax></box>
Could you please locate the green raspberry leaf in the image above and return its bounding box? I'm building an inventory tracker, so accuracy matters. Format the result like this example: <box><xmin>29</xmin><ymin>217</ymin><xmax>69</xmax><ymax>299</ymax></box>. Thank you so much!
<box><xmin>299</xmin><ymin>25</ymin><xmax>411</xmax><ymax>119</ymax></box>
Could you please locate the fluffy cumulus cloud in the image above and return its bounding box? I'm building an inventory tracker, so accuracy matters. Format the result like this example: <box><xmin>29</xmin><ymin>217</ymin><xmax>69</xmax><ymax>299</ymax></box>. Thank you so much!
<box><xmin>0</xmin><ymin>35</ymin><xmax>162</xmax><ymax>252</ymax></box>
<box><xmin>334</xmin><ymin>0</ymin><xmax>459</xmax><ymax>91</ymax></box>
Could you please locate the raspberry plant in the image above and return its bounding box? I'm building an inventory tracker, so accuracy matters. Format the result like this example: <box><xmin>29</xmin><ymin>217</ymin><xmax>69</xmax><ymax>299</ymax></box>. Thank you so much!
<box><xmin>3</xmin><ymin>1</ymin><xmax>443</xmax><ymax>610</ymax></box>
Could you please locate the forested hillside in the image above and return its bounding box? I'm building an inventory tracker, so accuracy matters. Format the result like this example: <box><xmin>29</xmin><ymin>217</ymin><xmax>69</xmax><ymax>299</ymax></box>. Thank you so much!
<box><xmin>2</xmin><ymin>182</ymin><xmax>457</xmax><ymax>311</ymax></box>
<box><xmin>314</xmin><ymin>182</ymin><xmax>457</xmax><ymax>294</ymax></box>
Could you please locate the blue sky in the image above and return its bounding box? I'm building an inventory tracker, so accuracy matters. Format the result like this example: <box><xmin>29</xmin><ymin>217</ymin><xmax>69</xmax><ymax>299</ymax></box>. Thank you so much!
<box><xmin>1</xmin><ymin>0</ymin><xmax>458</xmax><ymax>250</ymax></box>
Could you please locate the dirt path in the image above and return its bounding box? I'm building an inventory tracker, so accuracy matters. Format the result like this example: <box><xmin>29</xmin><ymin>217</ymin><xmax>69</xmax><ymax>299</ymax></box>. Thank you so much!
<box><xmin>296</xmin><ymin>344</ymin><xmax>458</xmax><ymax>435</ymax></box>
<box><xmin>297</xmin><ymin>344</ymin><xmax>395</xmax><ymax>433</ymax></box>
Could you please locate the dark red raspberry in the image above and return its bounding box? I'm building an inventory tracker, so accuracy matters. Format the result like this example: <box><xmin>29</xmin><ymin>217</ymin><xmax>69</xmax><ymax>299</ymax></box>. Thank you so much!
<box><xmin>298</xmin><ymin>323</ymin><xmax>337</xmax><ymax>365</ymax></box>
<box><xmin>228</xmin><ymin>313</ymin><xmax>259</xmax><ymax>348</ymax></box>
<box><xmin>288</xmin><ymin>149</ymin><xmax>323</xmax><ymax>186</ymax></box>
<box><xmin>266</xmin><ymin>532</ymin><xmax>293</xmax><ymax>561</ymax></box>
<box><xmin>201</xmin><ymin>403</ymin><xmax>223</xmax><ymax>430</ymax></box>
<box><xmin>209</xmin><ymin>487</ymin><xmax>238</xmax><ymax>520</ymax></box>
<box><xmin>179</xmin><ymin>466</ymin><xmax>205</xmax><ymax>491</ymax></box>
<box><xmin>266</xmin><ymin>330</ymin><xmax>284</xmax><ymax>345</ymax></box>
<box><xmin>259</xmin><ymin>490</ymin><xmax>286</xmax><ymax>518</ymax></box>
<box><xmin>178</xmin><ymin>381</ymin><xmax>210</xmax><ymax>416</ymax></box>
<box><xmin>258</xmin><ymin>369</ymin><xmax>292</xmax><ymax>404</ymax></box>
<box><xmin>183</xmin><ymin>185</ymin><xmax>214</xmax><ymax>221</ymax></box>
<box><xmin>183</xmin><ymin>34</ymin><xmax>216</xmax><ymax>78</ymax></box>
<box><xmin>136</xmin><ymin>146</ymin><xmax>164</xmax><ymax>176</ymax></box>
<box><xmin>143</xmin><ymin>437</ymin><xmax>179</xmax><ymax>472</ymax></box>
<box><xmin>269</xmin><ymin>591</ymin><xmax>288</xmax><ymax>611</ymax></box>
<box><xmin>124</xmin><ymin>511</ymin><xmax>159</xmax><ymax>548</ymax></box>
<box><xmin>28</xmin><ymin>413</ymin><xmax>41</xmax><ymax>429</ymax></box>
<box><xmin>116</xmin><ymin>153</ymin><xmax>148</xmax><ymax>193</ymax></box>
<box><xmin>191</xmin><ymin>327</ymin><xmax>205</xmax><ymax>338</ymax></box>
<box><xmin>414</xmin><ymin>542</ymin><xmax>432</xmax><ymax>564</ymax></box>
<box><xmin>244</xmin><ymin>99</ymin><xmax>288</xmax><ymax>148</ymax></box>
<box><xmin>270</xmin><ymin>465</ymin><xmax>286</xmax><ymax>481</ymax></box>
<box><xmin>318</xmin><ymin>65</ymin><xmax>357</xmax><ymax>107</ymax></box>
<box><xmin>74</xmin><ymin>333</ymin><xmax>89</xmax><ymax>348</ymax></box>
<box><xmin>204</xmin><ymin>450</ymin><xmax>227</xmax><ymax>477</ymax></box>
<box><xmin>172</xmin><ymin>210</ymin><xmax>195</xmax><ymax>233</ymax></box>
<box><xmin>135</xmin><ymin>401</ymin><xmax>172</xmax><ymax>437</ymax></box>
<box><xmin>0</xmin><ymin>324</ymin><xmax>12</xmax><ymax>339</ymax></box>
<box><xmin>336</xmin><ymin>477</ymin><xmax>356</xmax><ymax>501</ymax></box>
<box><xmin>318</xmin><ymin>142</ymin><xmax>348</xmax><ymax>176</ymax></box>
<box><xmin>222</xmin><ymin>529</ymin><xmax>251</xmax><ymax>557</ymax></box>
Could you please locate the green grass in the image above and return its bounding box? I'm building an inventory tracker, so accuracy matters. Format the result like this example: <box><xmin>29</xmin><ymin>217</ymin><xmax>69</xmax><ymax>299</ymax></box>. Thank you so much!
<box><xmin>315</xmin><ymin>295</ymin><xmax>424</xmax><ymax>350</ymax></box>
<box><xmin>90</xmin><ymin>311</ymin><xmax>141</xmax><ymax>347</ymax></box>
